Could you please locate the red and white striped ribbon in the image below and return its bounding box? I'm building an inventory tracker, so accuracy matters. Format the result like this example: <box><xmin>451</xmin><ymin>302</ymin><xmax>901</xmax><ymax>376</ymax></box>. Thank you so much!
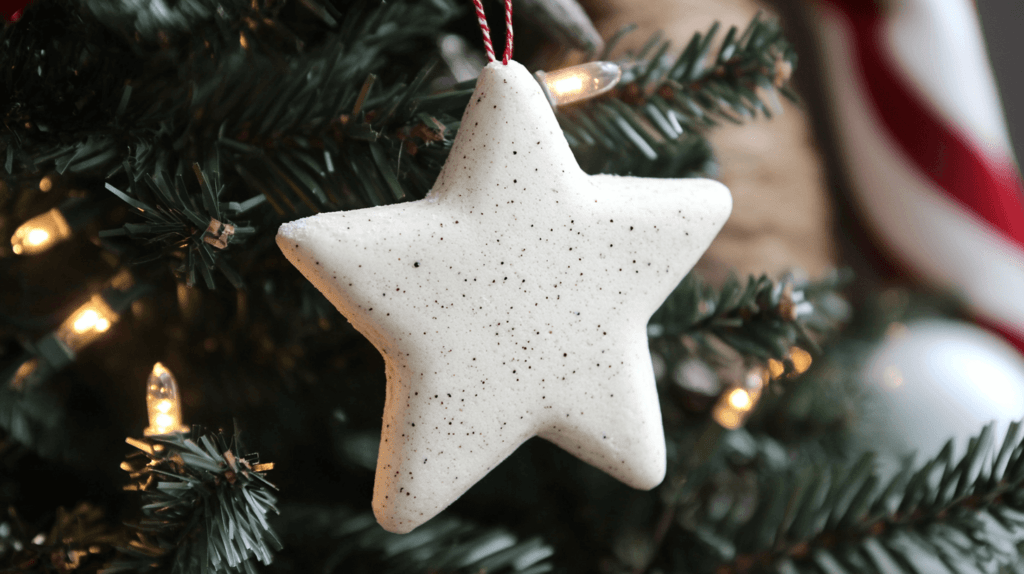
<box><xmin>471</xmin><ymin>0</ymin><xmax>513</xmax><ymax>64</ymax></box>
<box><xmin>502</xmin><ymin>0</ymin><xmax>513</xmax><ymax>65</ymax></box>
<box><xmin>809</xmin><ymin>0</ymin><xmax>1024</xmax><ymax>353</ymax></box>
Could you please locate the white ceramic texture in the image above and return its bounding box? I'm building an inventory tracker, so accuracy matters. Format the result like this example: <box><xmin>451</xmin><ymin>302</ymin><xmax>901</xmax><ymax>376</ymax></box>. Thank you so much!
<box><xmin>278</xmin><ymin>60</ymin><xmax>732</xmax><ymax>532</ymax></box>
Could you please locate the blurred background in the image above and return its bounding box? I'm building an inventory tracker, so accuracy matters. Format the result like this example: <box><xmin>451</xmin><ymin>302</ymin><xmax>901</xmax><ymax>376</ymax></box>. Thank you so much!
<box><xmin>978</xmin><ymin>1</ymin><xmax>1024</xmax><ymax>166</ymax></box>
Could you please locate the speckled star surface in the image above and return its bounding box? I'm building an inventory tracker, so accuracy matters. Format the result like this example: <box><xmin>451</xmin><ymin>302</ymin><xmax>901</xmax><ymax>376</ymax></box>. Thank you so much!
<box><xmin>277</xmin><ymin>60</ymin><xmax>732</xmax><ymax>533</ymax></box>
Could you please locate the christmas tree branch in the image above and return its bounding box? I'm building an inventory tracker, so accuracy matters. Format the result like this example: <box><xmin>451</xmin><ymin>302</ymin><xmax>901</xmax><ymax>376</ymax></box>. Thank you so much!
<box><xmin>0</xmin><ymin>371</ymin><xmax>69</xmax><ymax>462</ymax></box>
<box><xmin>746</xmin><ymin>288</ymin><xmax>966</xmax><ymax>444</ymax></box>
<box><xmin>272</xmin><ymin>504</ymin><xmax>554</xmax><ymax>573</ymax></box>
<box><xmin>0</xmin><ymin>502</ymin><xmax>120</xmax><ymax>573</ymax></box>
<box><xmin>108</xmin><ymin>429</ymin><xmax>280</xmax><ymax>574</ymax></box>
<box><xmin>671</xmin><ymin>422</ymin><xmax>1024</xmax><ymax>574</ymax></box>
<box><xmin>5</xmin><ymin>2</ymin><xmax>798</xmax><ymax>287</ymax></box>
<box><xmin>100</xmin><ymin>160</ymin><xmax>260</xmax><ymax>289</ymax></box>
<box><xmin>1</xmin><ymin>0</ymin><xmax>457</xmax><ymax>181</ymax></box>
<box><xmin>563</xmin><ymin>13</ymin><xmax>797</xmax><ymax>176</ymax></box>
<box><xmin>649</xmin><ymin>270</ymin><xmax>851</xmax><ymax>370</ymax></box>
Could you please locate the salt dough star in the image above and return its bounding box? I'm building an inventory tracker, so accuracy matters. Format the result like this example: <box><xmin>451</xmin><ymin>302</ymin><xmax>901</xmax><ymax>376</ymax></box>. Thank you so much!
<box><xmin>277</xmin><ymin>60</ymin><xmax>731</xmax><ymax>533</ymax></box>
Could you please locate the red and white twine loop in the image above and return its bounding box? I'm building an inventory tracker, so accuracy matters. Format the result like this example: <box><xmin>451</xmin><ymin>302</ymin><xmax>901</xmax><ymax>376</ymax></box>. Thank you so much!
<box><xmin>472</xmin><ymin>0</ymin><xmax>513</xmax><ymax>65</ymax></box>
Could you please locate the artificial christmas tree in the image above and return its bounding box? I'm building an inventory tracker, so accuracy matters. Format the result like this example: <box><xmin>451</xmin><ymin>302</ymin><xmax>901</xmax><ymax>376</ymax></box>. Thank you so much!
<box><xmin>2</xmin><ymin>0</ymin><xmax>1023</xmax><ymax>573</ymax></box>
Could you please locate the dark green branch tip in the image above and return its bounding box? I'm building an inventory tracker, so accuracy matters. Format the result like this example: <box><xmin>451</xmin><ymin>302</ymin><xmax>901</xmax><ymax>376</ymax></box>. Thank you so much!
<box><xmin>102</xmin><ymin>162</ymin><xmax>259</xmax><ymax>289</ymax></box>
<box><xmin>114</xmin><ymin>430</ymin><xmax>281</xmax><ymax>574</ymax></box>
<box><xmin>712</xmin><ymin>421</ymin><xmax>1024</xmax><ymax>574</ymax></box>
<box><xmin>0</xmin><ymin>503</ymin><xmax>119</xmax><ymax>573</ymax></box>
<box><xmin>650</xmin><ymin>270</ymin><xmax>851</xmax><ymax>363</ymax></box>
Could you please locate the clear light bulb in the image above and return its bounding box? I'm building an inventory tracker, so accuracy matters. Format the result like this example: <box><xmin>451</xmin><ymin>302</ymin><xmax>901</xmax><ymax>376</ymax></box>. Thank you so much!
<box><xmin>54</xmin><ymin>294</ymin><xmax>119</xmax><ymax>352</ymax></box>
<box><xmin>535</xmin><ymin>61</ymin><xmax>622</xmax><ymax>106</ymax></box>
<box><xmin>11</xmin><ymin>207</ymin><xmax>72</xmax><ymax>255</ymax></box>
<box><xmin>712</xmin><ymin>368</ymin><xmax>767</xmax><ymax>430</ymax></box>
<box><xmin>145</xmin><ymin>363</ymin><xmax>187</xmax><ymax>436</ymax></box>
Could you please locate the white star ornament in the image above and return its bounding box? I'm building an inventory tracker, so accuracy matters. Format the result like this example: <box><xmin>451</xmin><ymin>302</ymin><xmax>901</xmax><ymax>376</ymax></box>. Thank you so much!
<box><xmin>277</xmin><ymin>60</ymin><xmax>732</xmax><ymax>533</ymax></box>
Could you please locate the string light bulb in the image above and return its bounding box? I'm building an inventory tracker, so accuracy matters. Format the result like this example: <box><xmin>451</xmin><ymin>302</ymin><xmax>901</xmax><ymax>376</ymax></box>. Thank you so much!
<box><xmin>145</xmin><ymin>363</ymin><xmax>187</xmax><ymax>436</ymax></box>
<box><xmin>726</xmin><ymin>387</ymin><xmax>752</xmax><ymax>410</ymax></box>
<box><xmin>54</xmin><ymin>294</ymin><xmax>119</xmax><ymax>353</ymax></box>
<box><xmin>535</xmin><ymin>61</ymin><xmax>622</xmax><ymax>106</ymax></box>
<box><xmin>712</xmin><ymin>368</ymin><xmax>767</xmax><ymax>430</ymax></box>
<box><xmin>766</xmin><ymin>346</ymin><xmax>813</xmax><ymax>380</ymax></box>
<box><xmin>789</xmin><ymin>347</ymin><xmax>813</xmax><ymax>375</ymax></box>
<box><xmin>16</xmin><ymin>272</ymin><xmax>142</xmax><ymax>389</ymax></box>
<box><xmin>11</xmin><ymin>207</ymin><xmax>72</xmax><ymax>255</ymax></box>
<box><xmin>9</xmin><ymin>358</ymin><xmax>40</xmax><ymax>391</ymax></box>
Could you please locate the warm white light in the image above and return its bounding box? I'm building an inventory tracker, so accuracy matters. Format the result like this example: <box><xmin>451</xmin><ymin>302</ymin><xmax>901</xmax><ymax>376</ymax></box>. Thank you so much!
<box><xmin>552</xmin><ymin>76</ymin><xmax>584</xmax><ymax>94</ymax></box>
<box><xmin>790</xmin><ymin>347</ymin><xmax>813</xmax><ymax>375</ymax></box>
<box><xmin>9</xmin><ymin>359</ymin><xmax>39</xmax><ymax>391</ymax></box>
<box><xmin>145</xmin><ymin>362</ymin><xmax>187</xmax><ymax>436</ymax></box>
<box><xmin>726</xmin><ymin>388</ymin><xmax>752</xmax><ymax>410</ymax></box>
<box><xmin>715</xmin><ymin>408</ymin><xmax>742</xmax><ymax>430</ymax></box>
<box><xmin>71</xmin><ymin>309</ymin><xmax>111</xmax><ymax>334</ymax></box>
<box><xmin>56</xmin><ymin>295</ymin><xmax>119</xmax><ymax>351</ymax></box>
<box><xmin>536</xmin><ymin>61</ymin><xmax>622</xmax><ymax>106</ymax></box>
<box><xmin>26</xmin><ymin>229</ymin><xmax>50</xmax><ymax>246</ymax></box>
<box><xmin>713</xmin><ymin>373</ymin><xmax>766</xmax><ymax>430</ymax></box>
<box><xmin>73</xmin><ymin>310</ymin><xmax>100</xmax><ymax>333</ymax></box>
<box><xmin>11</xmin><ymin>207</ymin><xmax>72</xmax><ymax>255</ymax></box>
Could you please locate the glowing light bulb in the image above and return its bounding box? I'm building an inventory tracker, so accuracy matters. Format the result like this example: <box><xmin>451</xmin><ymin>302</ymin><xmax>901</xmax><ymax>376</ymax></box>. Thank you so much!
<box><xmin>712</xmin><ymin>370</ymin><xmax>767</xmax><ymax>430</ymax></box>
<box><xmin>145</xmin><ymin>363</ymin><xmax>187</xmax><ymax>436</ymax></box>
<box><xmin>9</xmin><ymin>359</ymin><xmax>40</xmax><ymax>391</ymax></box>
<box><xmin>552</xmin><ymin>76</ymin><xmax>583</xmax><ymax>94</ymax></box>
<box><xmin>27</xmin><ymin>228</ymin><xmax>50</xmax><ymax>246</ymax></box>
<box><xmin>715</xmin><ymin>408</ymin><xmax>742</xmax><ymax>430</ymax></box>
<box><xmin>789</xmin><ymin>347</ymin><xmax>813</xmax><ymax>375</ymax></box>
<box><xmin>535</xmin><ymin>61</ymin><xmax>622</xmax><ymax>106</ymax></box>
<box><xmin>11</xmin><ymin>207</ymin><xmax>72</xmax><ymax>255</ymax></box>
<box><xmin>726</xmin><ymin>388</ymin><xmax>752</xmax><ymax>410</ymax></box>
<box><xmin>73</xmin><ymin>310</ymin><xmax>100</xmax><ymax>333</ymax></box>
<box><xmin>55</xmin><ymin>295</ymin><xmax>119</xmax><ymax>352</ymax></box>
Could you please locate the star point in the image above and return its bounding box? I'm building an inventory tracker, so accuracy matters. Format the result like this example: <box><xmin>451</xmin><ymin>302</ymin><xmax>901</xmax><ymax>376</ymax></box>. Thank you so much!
<box><xmin>277</xmin><ymin>60</ymin><xmax>731</xmax><ymax>533</ymax></box>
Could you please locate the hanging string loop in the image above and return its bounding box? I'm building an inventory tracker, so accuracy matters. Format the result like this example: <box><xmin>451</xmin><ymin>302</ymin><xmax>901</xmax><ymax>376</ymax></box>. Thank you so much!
<box><xmin>471</xmin><ymin>0</ymin><xmax>513</xmax><ymax>65</ymax></box>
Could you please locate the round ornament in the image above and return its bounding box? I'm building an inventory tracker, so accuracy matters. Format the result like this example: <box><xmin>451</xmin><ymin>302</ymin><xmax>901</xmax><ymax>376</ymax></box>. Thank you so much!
<box><xmin>854</xmin><ymin>319</ymin><xmax>1024</xmax><ymax>464</ymax></box>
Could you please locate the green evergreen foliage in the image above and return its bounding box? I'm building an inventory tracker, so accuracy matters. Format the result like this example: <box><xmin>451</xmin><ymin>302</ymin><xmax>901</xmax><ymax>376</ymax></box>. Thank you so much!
<box><xmin>650</xmin><ymin>270</ymin><xmax>851</xmax><ymax>369</ymax></box>
<box><xmin>5</xmin><ymin>1</ymin><xmax>1017</xmax><ymax>573</ymax></box>
<box><xmin>564</xmin><ymin>14</ymin><xmax>797</xmax><ymax>176</ymax></box>
<box><xmin>0</xmin><ymin>501</ymin><xmax>120</xmax><ymax>573</ymax></box>
<box><xmin>3</xmin><ymin>0</ymin><xmax>797</xmax><ymax>287</ymax></box>
<box><xmin>109</xmin><ymin>430</ymin><xmax>280</xmax><ymax>574</ymax></box>
<box><xmin>0</xmin><ymin>369</ymin><xmax>67</xmax><ymax>462</ymax></box>
<box><xmin>664</xmin><ymin>422</ymin><xmax>1024</xmax><ymax>574</ymax></box>
<box><xmin>272</xmin><ymin>505</ymin><xmax>554</xmax><ymax>573</ymax></box>
<box><xmin>100</xmin><ymin>162</ymin><xmax>261</xmax><ymax>288</ymax></box>
<box><xmin>0</xmin><ymin>279</ymin><xmax>151</xmax><ymax>463</ymax></box>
